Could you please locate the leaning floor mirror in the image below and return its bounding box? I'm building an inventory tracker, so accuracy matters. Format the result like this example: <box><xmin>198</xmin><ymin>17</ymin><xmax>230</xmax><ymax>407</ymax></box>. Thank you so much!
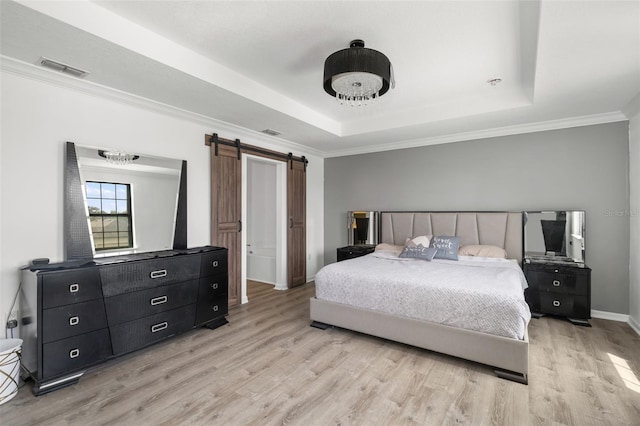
<box><xmin>64</xmin><ymin>142</ymin><xmax>187</xmax><ymax>260</ymax></box>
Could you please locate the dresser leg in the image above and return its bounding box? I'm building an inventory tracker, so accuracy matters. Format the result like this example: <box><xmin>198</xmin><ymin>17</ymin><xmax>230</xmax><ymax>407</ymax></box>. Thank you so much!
<box><xmin>204</xmin><ymin>317</ymin><xmax>228</xmax><ymax>329</ymax></box>
<box><xmin>567</xmin><ymin>318</ymin><xmax>591</xmax><ymax>327</ymax></box>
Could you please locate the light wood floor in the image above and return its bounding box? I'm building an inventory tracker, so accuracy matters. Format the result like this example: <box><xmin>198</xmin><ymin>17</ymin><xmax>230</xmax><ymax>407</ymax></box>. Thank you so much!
<box><xmin>2</xmin><ymin>282</ymin><xmax>639</xmax><ymax>425</ymax></box>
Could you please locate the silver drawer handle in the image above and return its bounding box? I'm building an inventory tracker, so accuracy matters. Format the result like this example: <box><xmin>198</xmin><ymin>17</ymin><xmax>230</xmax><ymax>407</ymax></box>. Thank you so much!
<box><xmin>150</xmin><ymin>269</ymin><xmax>167</xmax><ymax>279</ymax></box>
<box><xmin>151</xmin><ymin>322</ymin><xmax>168</xmax><ymax>333</ymax></box>
<box><xmin>212</xmin><ymin>260</ymin><xmax>219</xmax><ymax>268</ymax></box>
<box><xmin>554</xmin><ymin>269</ymin><xmax>559</xmax><ymax>273</ymax></box>
<box><xmin>69</xmin><ymin>283</ymin><xmax>79</xmax><ymax>293</ymax></box>
<box><xmin>553</xmin><ymin>300</ymin><xmax>561</xmax><ymax>307</ymax></box>
<box><xmin>211</xmin><ymin>283</ymin><xmax>218</xmax><ymax>290</ymax></box>
<box><xmin>69</xmin><ymin>316</ymin><xmax>79</xmax><ymax>326</ymax></box>
<box><xmin>150</xmin><ymin>295</ymin><xmax>168</xmax><ymax>306</ymax></box>
<box><xmin>69</xmin><ymin>348</ymin><xmax>80</xmax><ymax>358</ymax></box>
<box><xmin>553</xmin><ymin>280</ymin><xmax>561</xmax><ymax>287</ymax></box>
<box><xmin>212</xmin><ymin>305</ymin><xmax>219</xmax><ymax>312</ymax></box>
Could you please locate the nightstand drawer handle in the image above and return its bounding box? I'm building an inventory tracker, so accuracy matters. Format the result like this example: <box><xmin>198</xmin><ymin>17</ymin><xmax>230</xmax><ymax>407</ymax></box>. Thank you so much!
<box><xmin>212</xmin><ymin>305</ymin><xmax>219</xmax><ymax>312</ymax></box>
<box><xmin>212</xmin><ymin>260</ymin><xmax>219</xmax><ymax>268</ymax></box>
<box><xmin>211</xmin><ymin>283</ymin><xmax>219</xmax><ymax>290</ymax></box>
<box><xmin>69</xmin><ymin>348</ymin><xmax>80</xmax><ymax>359</ymax></box>
<box><xmin>553</xmin><ymin>280</ymin><xmax>561</xmax><ymax>287</ymax></box>
<box><xmin>69</xmin><ymin>283</ymin><xmax>79</xmax><ymax>293</ymax></box>
<box><xmin>150</xmin><ymin>295</ymin><xmax>167</xmax><ymax>306</ymax></box>
<box><xmin>150</xmin><ymin>269</ymin><xmax>167</xmax><ymax>279</ymax></box>
<box><xmin>69</xmin><ymin>316</ymin><xmax>79</xmax><ymax>326</ymax></box>
<box><xmin>553</xmin><ymin>300</ymin><xmax>561</xmax><ymax>307</ymax></box>
<box><xmin>151</xmin><ymin>322</ymin><xmax>168</xmax><ymax>333</ymax></box>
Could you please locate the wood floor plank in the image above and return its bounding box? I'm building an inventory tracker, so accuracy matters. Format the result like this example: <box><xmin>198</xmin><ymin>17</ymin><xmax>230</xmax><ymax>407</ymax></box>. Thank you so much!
<box><xmin>2</xmin><ymin>282</ymin><xmax>640</xmax><ymax>425</ymax></box>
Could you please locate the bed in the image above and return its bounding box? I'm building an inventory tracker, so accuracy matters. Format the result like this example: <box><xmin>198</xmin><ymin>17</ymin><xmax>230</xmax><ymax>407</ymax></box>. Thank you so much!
<box><xmin>310</xmin><ymin>211</ymin><xmax>530</xmax><ymax>384</ymax></box>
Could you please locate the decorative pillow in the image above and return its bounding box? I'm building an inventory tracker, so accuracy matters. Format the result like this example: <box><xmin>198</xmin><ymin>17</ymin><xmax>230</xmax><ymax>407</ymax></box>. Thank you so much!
<box><xmin>459</xmin><ymin>244</ymin><xmax>507</xmax><ymax>259</ymax></box>
<box><xmin>430</xmin><ymin>236</ymin><xmax>461</xmax><ymax>260</ymax></box>
<box><xmin>399</xmin><ymin>241</ymin><xmax>437</xmax><ymax>261</ymax></box>
<box><xmin>375</xmin><ymin>243</ymin><xmax>404</xmax><ymax>253</ymax></box>
<box><xmin>405</xmin><ymin>235</ymin><xmax>432</xmax><ymax>248</ymax></box>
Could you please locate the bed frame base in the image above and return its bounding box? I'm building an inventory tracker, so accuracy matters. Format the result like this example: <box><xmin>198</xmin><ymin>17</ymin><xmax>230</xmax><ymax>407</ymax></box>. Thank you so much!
<box><xmin>494</xmin><ymin>369</ymin><xmax>528</xmax><ymax>385</ymax></box>
<box><xmin>310</xmin><ymin>320</ymin><xmax>330</xmax><ymax>330</ymax></box>
<box><xmin>310</xmin><ymin>297</ymin><xmax>528</xmax><ymax>384</ymax></box>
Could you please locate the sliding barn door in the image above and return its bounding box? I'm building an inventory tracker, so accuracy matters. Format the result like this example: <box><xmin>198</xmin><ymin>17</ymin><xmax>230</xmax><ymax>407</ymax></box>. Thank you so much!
<box><xmin>211</xmin><ymin>145</ymin><xmax>242</xmax><ymax>306</ymax></box>
<box><xmin>287</xmin><ymin>160</ymin><xmax>306</xmax><ymax>288</ymax></box>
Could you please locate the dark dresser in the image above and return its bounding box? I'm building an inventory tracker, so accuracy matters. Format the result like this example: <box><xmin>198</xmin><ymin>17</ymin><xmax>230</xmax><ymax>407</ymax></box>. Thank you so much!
<box><xmin>20</xmin><ymin>246</ymin><xmax>228</xmax><ymax>395</ymax></box>
<box><xmin>523</xmin><ymin>260</ymin><xmax>591</xmax><ymax>326</ymax></box>
<box><xmin>336</xmin><ymin>245</ymin><xmax>375</xmax><ymax>262</ymax></box>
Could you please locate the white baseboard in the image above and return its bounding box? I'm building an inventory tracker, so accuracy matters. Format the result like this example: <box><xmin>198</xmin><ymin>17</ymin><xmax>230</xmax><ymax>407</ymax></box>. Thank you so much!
<box><xmin>591</xmin><ymin>310</ymin><xmax>629</xmax><ymax>322</ymax></box>
<box><xmin>629</xmin><ymin>316</ymin><xmax>640</xmax><ymax>336</ymax></box>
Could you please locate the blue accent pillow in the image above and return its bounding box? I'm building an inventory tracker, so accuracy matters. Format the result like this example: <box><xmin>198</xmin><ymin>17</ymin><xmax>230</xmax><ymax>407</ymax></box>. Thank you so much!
<box><xmin>399</xmin><ymin>243</ymin><xmax>437</xmax><ymax>261</ymax></box>
<box><xmin>430</xmin><ymin>236</ymin><xmax>461</xmax><ymax>260</ymax></box>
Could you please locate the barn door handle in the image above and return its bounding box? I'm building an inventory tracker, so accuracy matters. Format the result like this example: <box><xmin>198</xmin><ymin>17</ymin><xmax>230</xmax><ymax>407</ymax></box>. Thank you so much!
<box><xmin>238</xmin><ymin>220</ymin><xmax>242</xmax><ymax>232</ymax></box>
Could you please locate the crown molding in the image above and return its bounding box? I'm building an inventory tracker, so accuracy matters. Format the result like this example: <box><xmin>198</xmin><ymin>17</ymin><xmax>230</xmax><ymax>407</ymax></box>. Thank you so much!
<box><xmin>324</xmin><ymin>111</ymin><xmax>629</xmax><ymax>158</ymax></box>
<box><xmin>0</xmin><ymin>55</ymin><xmax>324</xmax><ymax>159</ymax></box>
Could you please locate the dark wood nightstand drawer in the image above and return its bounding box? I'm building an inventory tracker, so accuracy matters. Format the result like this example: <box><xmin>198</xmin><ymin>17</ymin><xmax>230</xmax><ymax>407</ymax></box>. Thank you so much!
<box><xmin>42</xmin><ymin>299</ymin><xmax>108</xmax><ymax>343</ymax></box>
<box><xmin>42</xmin><ymin>329</ymin><xmax>112</xmax><ymax>378</ymax></box>
<box><xmin>527</xmin><ymin>270</ymin><xmax>587</xmax><ymax>295</ymax></box>
<box><xmin>104</xmin><ymin>279</ymin><xmax>198</xmax><ymax>326</ymax></box>
<box><xmin>42</xmin><ymin>268</ymin><xmax>103</xmax><ymax>309</ymax></box>
<box><xmin>109</xmin><ymin>305</ymin><xmax>196</xmax><ymax>355</ymax></box>
<box><xmin>539</xmin><ymin>293</ymin><xmax>575</xmax><ymax>316</ymax></box>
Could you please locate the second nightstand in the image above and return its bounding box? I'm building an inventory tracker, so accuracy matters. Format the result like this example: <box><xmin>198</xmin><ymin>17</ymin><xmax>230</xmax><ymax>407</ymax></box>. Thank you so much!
<box><xmin>523</xmin><ymin>260</ymin><xmax>591</xmax><ymax>326</ymax></box>
<box><xmin>336</xmin><ymin>245</ymin><xmax>375</xmax><ymax>262</ymax></box>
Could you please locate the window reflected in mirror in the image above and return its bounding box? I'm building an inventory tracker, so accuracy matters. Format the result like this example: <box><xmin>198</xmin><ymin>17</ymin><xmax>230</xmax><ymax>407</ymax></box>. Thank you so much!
<box><xmin>86</xmin><ymin>181</ymin><xmax>133</xmax><ymax>251</ymax></box>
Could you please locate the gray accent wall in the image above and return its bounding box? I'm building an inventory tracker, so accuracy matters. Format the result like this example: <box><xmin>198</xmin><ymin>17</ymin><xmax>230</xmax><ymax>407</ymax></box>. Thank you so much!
<box><xmin>324</xmin><ymin>122</ymin><xmax>630</xmax><ymax>315</ymax></box>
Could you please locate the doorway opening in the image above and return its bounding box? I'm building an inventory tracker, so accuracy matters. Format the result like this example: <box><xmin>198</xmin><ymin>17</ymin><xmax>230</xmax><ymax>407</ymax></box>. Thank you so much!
<box><xmin>241</xmin><ymin>155</ymin><xmax>287</xmax><ymax>303</ymax></box>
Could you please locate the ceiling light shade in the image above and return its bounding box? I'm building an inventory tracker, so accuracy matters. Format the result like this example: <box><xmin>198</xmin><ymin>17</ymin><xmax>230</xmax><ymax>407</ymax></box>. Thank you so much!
<box><xmin>324</xmin><ymin>40</ymin><xmax>394</xmax><ymax>107</ymax></box>
<box><xmin>98</xmin><ymin>150</ymin><xmax>139</xmax><ymax>166</ymax></box>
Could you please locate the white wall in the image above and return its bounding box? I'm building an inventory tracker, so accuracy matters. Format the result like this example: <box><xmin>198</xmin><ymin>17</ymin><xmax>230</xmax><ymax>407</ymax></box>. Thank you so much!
<box><xmin>247</xmin><ymin>159</ymin><xmax>277</xmax><ymax>249</ymax></box>
<box><xmin>629</xmin><ymin>107</ymin><xmax>640</xmax><ymax>333</ymax></box>
<box><xmin>0</xmin><ymin>67</ymin><xmax>324</xmax><ymax>327</ymax></box>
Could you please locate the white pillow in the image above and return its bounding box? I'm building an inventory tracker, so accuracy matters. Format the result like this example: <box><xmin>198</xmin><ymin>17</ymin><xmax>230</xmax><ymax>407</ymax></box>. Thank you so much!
<box><xmin>458</xmin><ymin>244</ymin><xmax>507</xmax><ymax>259</ymax></box>
<box><xmin>405</xmin><ymin>235</ymin><xmax>432</xmax><ymax>247</ymax></box>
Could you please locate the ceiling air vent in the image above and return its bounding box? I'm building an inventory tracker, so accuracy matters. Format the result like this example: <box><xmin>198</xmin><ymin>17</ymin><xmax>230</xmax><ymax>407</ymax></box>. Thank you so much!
<box><xmin>261</xmin><ymin>129</ymin><xmax>282</xmax><ymax>137</ymax></box>
<box><xmin>39</xmin><ymin>57</ymin><xmax>90</xmax><ymax>78</ymax></box>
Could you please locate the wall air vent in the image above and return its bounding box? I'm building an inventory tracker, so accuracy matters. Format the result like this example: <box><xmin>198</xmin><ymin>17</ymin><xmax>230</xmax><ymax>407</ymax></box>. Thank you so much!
<box><xmin>261</xmin><ymin>129</ymin><xmax>282</xmax><ymax>137</ymax></box>
<box><xmin>39</xmin><ymin>57</ymin><xmax>90</xmax><ymax>78</ymax></box>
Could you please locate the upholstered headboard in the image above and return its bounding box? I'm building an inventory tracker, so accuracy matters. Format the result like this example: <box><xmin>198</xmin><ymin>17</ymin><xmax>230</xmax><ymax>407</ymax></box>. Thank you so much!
<box><xmin>379</xmin><ymin>212</ymin><xmax>524</xmax><ymax>262</ymax></box>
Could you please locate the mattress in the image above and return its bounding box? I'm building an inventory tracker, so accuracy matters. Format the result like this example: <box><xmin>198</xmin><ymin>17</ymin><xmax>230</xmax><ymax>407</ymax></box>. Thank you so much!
<box><xmin>315</xmin><ymin>251</ymin><xmax>531</xmax><ymax>339</ymax></box>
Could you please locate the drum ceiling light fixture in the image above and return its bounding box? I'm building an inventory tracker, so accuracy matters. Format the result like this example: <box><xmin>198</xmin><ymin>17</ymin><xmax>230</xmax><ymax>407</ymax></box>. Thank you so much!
<box><xmin>323</xmin><ymin>39</ymin><xmax>395</xmax><ymax>107</ymax></box>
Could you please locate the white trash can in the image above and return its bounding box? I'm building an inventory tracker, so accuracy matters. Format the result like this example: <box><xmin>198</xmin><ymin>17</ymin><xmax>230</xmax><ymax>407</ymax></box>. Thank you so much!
<box><xmin>0</xmin><ymin>338</ymin><xmax>23</xmax><ymax>405</ymax></box>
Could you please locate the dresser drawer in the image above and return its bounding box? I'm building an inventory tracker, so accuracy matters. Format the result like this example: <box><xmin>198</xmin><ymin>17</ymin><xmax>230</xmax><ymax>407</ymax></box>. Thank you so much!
<box><xmin>195</xmin><ymin>292</ymin><xmax>228</xmax><ymax>326</ymax></box>
<box><xmin>104</xmin><ymin>279</ymin><xmax>198</xmax><ymax>325</ymax></box>
<box><xmin>527</xmin><ymin>269</ymin><xmax>588</xmax><ymax>295</ymax></box>
<box><xmin>42</xmin><ymin>268</ymin><xmax>102</xmax><ymax>309</ymax></box>
<box><xmin>200</xmin><ymin>250</ymin><xmax>228</xmax><ymax>277</ymax></box>
<box><xmin>109</xmin><ymin>305</ymin><xmax>196</xmax><ymax>355</ymax></box>
<box><xmin>42</xmin><ymin>329</ymin><xmax>112</xmax><ymax>378</ymax></box>
<box><xmin>42</xmin><ymin>299</ymin><xmax>108</xmax><ymax>343</ymax></box>
<box><xmin>100</xmin><ymin>255</ymin><xmax>201</xmax><ymax>297</ymax></box>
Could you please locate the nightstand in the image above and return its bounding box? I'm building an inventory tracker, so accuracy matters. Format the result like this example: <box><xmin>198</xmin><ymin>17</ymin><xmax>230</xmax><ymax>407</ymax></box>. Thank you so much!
<box><xmin>523</xmin><ymin>260</ymin><xmax>591</xmax><ymax>326</ymax></box>
<box><xmin>336</xmin><ymin>245</ymin><xmax>375</xmax><ymax>262</ymax></box>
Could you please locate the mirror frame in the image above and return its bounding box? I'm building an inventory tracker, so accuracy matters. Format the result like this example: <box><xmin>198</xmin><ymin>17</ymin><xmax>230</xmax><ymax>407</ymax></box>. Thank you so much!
<box><xmin>64</xmin><ymin>141</ymin><xmax>187</xmax><ymax>260</ymax></box>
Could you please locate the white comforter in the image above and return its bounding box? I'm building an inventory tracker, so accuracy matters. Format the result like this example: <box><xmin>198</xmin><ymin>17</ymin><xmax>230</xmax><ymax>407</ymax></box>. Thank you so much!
<box><xmin>315</xmin><ymin>251</ymin><xmax>531</xmax><ymax>339</ymax></box>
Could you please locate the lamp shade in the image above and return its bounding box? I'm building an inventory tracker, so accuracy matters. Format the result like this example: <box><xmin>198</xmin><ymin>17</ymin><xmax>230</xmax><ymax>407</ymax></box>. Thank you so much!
<box><xmin>323</xmin><ymin>40</ymin><xmax>393</xmax><ymax>105</ymax></box>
